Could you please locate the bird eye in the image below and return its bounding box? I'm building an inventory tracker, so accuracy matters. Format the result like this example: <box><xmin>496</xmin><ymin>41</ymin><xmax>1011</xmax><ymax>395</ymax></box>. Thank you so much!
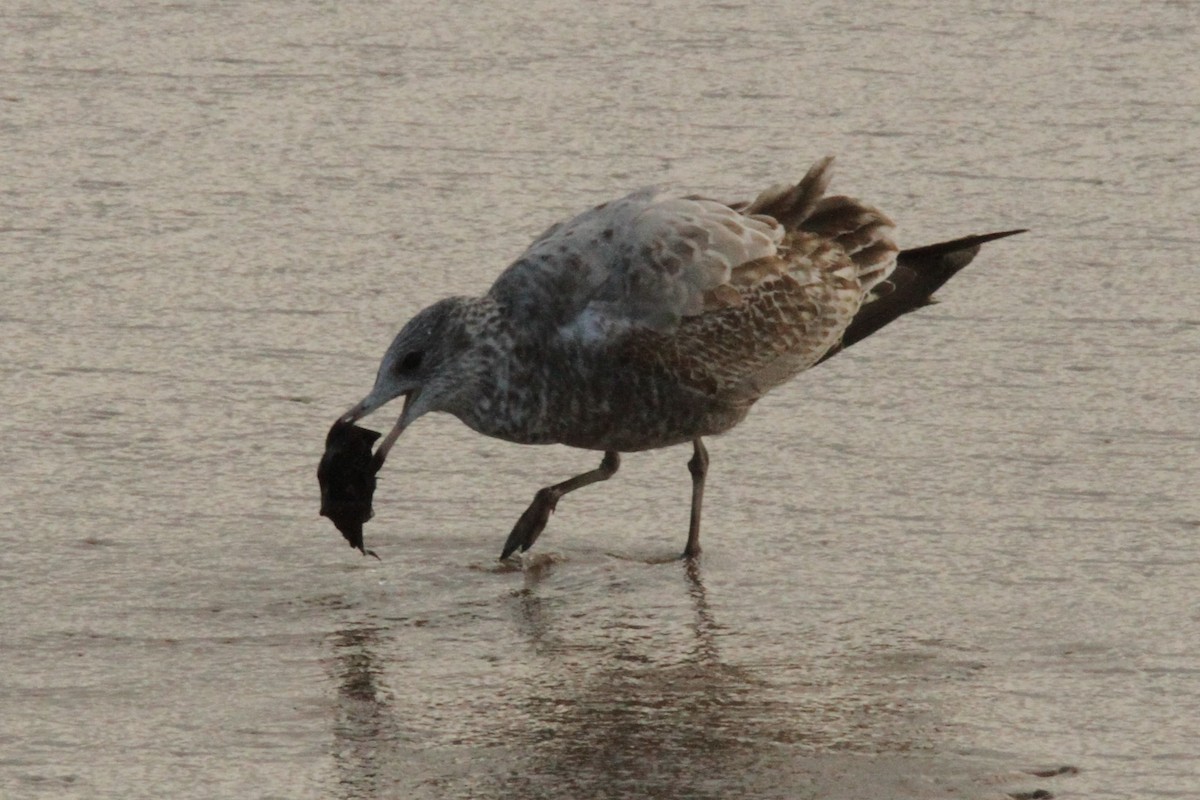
<box><xmin>398</xmin><ymin>351</ymin><xmax>423</xmax><ymax>372</ymax></box>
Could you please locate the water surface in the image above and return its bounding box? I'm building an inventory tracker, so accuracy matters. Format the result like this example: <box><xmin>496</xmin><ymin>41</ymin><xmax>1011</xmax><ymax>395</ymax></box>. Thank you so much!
<box><xmin>3</xmin><ymin>1</ymin><xmax>1198</xmax><ymax>798</ymax></box>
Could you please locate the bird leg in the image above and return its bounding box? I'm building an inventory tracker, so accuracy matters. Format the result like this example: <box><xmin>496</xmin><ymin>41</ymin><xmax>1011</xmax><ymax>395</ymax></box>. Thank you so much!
<box><xmin>501</xmin><ymin>451</ymin><xmax>621</xmax><ymax>559</ymax></box>
<box><xmin>684</xmin><ymin>438</ymin><xmax>708</xmax><ymax>558</ymax></box>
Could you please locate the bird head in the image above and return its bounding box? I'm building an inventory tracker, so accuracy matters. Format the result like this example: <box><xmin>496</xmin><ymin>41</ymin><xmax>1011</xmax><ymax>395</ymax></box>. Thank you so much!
<box><xmin>340</xmin><ymin>296</ymin><xmax>475</xmax><ymax>465</ymax></box>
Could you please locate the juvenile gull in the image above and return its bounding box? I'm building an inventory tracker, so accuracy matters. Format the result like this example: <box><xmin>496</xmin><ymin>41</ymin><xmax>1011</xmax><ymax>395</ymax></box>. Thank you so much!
<box><xmin>335</xmin><ymin>157</ymin><xmax>1023</xmax><ymax>559</ymax></box>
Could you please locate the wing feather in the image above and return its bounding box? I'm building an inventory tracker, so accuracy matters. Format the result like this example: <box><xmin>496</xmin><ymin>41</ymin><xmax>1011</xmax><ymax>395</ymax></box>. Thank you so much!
<box><xmin>487</xmin><ymin>189</ymin><xmax>784</xmax><ymax>341</ymax></box>
<box><xmin>486</xmin><ymin>157</ymin><xmax>894</xmax><ymax>371</ymax></box>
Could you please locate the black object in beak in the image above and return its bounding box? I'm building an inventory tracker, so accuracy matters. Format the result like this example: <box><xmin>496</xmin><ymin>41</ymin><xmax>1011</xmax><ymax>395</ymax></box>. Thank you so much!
<box><xmin>317</xmin><ymin>419</ymin><xmax>384</xmax><ymax>559</ymax></box>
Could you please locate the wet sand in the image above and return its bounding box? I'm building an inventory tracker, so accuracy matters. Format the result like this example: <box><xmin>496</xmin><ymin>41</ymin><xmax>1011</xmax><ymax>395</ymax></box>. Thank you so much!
<box><xmin>2</xmin><ymin>1</ymin><xmax>1197</xmax><ymax>798</ymax></box>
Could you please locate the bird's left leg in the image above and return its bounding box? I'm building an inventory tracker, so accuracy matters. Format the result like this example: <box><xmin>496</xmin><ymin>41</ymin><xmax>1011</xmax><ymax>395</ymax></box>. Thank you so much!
<box><xmin>683</xmin><ymin>438</ymin><xmax>708</xmax><ymax>558</ymax></box>
<box><xmin>501</xmin><ymin>451</ymin><xmax>621</xmax><ymax>559</ymax></box>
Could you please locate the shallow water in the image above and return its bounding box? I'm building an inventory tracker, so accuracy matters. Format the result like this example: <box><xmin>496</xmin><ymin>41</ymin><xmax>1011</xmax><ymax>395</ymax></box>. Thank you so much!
<box><xmin>3</xmin><ymin>1</ymin><xmax>1198</xmax><ymax>798</ymax></box>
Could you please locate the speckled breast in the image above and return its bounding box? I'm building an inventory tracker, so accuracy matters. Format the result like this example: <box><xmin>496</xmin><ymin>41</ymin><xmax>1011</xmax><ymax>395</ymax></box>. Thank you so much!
<box><xmin>458</xmin><ymin>341</ymin><xmax>752</xmax><ymax>452</ymax></box>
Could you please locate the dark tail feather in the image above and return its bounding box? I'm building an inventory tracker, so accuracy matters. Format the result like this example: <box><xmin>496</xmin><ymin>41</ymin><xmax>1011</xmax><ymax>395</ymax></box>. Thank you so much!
<box><xmin>817</xmin><ymin>228</ymin><xmax>1026</xmax><ymax>364</ymax></box>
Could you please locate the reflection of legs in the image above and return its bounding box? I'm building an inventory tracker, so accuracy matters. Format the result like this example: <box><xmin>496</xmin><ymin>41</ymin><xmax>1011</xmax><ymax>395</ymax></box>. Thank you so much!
<box><xmin>683</xmin><ymin>557</ymin><xmax>720</xmax><ymax>663</ymax></box>
<box><xmin>684</xmin><ymin>438</ymin><xmax>708</xmax><ymax>558</ymax></box>
<box><xmin>501</xmin><ymin>451</ymin><xmax>621</xmax><ymax>559</ymax></box>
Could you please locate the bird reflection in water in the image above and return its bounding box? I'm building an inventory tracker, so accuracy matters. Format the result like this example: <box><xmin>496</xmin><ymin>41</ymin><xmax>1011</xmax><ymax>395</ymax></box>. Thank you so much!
<box><xmin>494</xmin><ymin>561</ymin><xmax>1071</xmax><ymax>799</ymax></box>
<box><xmin>327</xmin><ymin>626</ymin><xmax>405</xmax><ymax>799</ymax></box>
<box><xmin>495</xmin><ymin>558</ymin><xmax>785</xmax><ymax>800</ymax></box>
<box><xmin>320</xmin><ymin>568</ymin><xmax>1071</xmax><ymax>799</ymax></box>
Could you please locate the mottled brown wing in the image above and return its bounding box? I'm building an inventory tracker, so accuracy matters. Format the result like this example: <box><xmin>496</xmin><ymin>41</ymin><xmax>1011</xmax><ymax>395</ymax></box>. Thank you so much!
<box><xmin>638</xmin><ymin>159</ymin><xmax>900</xmax><ymax>402</ymax></box>
<box><xmin>641</xmin><ymin>239</ymin><xmax>871</xmax><ymax>402</ymax></box>
<box><xmin>487</xmin><ymin>188</ymin><xmax>784</xmax><ymax>339</ymax></box>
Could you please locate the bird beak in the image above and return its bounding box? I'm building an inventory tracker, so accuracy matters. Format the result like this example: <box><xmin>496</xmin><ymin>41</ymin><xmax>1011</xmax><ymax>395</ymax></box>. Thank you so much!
<box><xmin>339</xmin><ymin>383</ymin><xmax>398</xmax><ymax>425</ymax></box>
<box><xmin>373</xmin><ymin>391</ymin><xmax>416</xmax><ymax>467</ymax></box>
<box><xmin>339</xmin><ymin>398</ymin><xmax>374</xmax><ymax>425</ymax></box>
<box><xmin>338</xmin><ymin>388</ymin><xmax>418</xmax><ymax>469</ymax></box>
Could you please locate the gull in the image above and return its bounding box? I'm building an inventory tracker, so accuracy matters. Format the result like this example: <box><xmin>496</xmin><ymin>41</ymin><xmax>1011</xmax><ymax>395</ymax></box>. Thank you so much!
<box><xmin>336</xmin><ymin>157</ymin><xmax>1022</xmax><ymax>559</ymax></box>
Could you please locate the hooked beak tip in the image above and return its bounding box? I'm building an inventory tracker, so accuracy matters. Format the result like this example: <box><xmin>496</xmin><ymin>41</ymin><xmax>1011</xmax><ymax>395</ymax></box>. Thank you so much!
<box><xmin>339</xmin><ymin>388</ymin><xmax>413</xmax><ymax>428</ymax></box>
<box><xmin>339</xmin><ymin>398</ymin><xmax>374</xmax><ymax>425</ymax></box>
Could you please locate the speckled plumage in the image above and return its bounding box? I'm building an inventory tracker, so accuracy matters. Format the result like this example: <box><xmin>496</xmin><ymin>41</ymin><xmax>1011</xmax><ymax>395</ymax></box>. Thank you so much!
<box><xmin>335</xmin><ymin>157</ymin><xmax>1021</xmax><ymax>558</ymax></box>
<box><xmin>444</xmin><ymin>157</ymin><xmax>895</xmax><ymax>450</ymax></box>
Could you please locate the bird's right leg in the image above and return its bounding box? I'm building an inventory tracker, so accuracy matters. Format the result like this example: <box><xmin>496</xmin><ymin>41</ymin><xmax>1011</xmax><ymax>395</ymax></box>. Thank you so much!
<box><xmin>683</xmin><ymin>438</ymin><xmax>708</xmax><ymax>559</ymax></box>
<box><xmin>501</xmin><ymin>451</ymin><xmax>620</xmax><ymax>559</ymax></box>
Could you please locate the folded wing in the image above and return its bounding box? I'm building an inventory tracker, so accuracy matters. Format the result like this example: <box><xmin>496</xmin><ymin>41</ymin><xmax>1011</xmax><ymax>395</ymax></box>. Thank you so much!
<box><xmin>488</xmin><ymin>188</ymin><xmax>785</xmax><ymax>340</ymax></box>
